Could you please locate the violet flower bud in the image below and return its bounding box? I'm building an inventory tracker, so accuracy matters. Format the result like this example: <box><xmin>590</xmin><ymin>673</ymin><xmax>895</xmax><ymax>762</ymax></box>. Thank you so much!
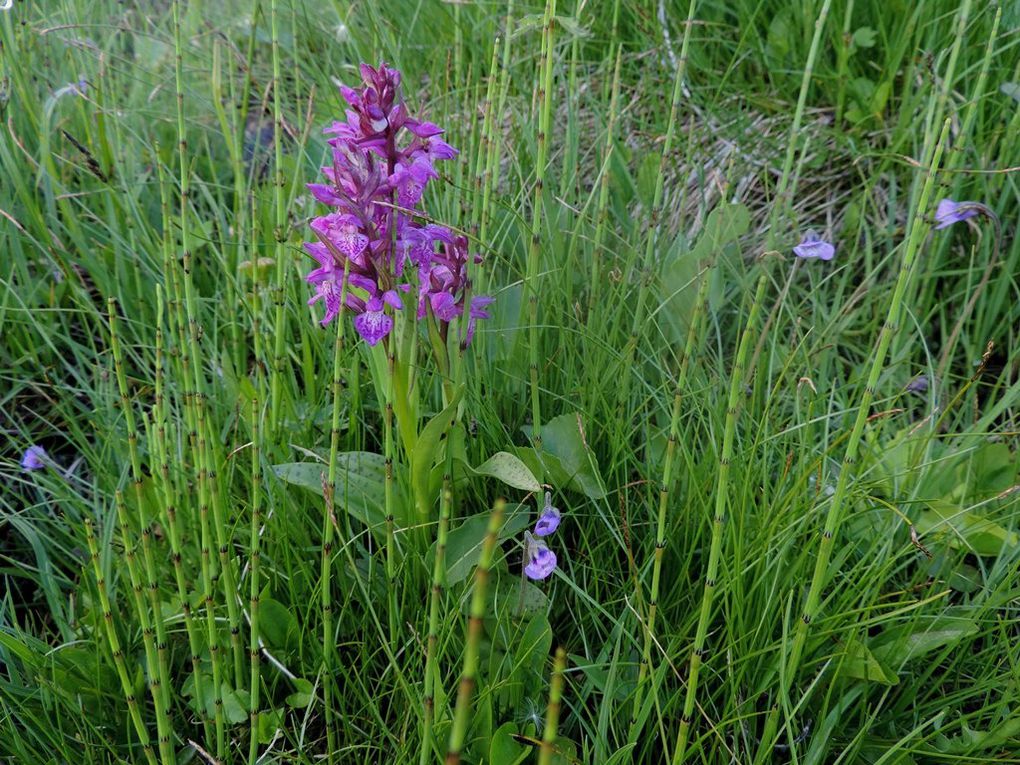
<box><xmin>534</xmin><ymin>491</ymin><xmax>561</xmax><ymax>537</ymax></box>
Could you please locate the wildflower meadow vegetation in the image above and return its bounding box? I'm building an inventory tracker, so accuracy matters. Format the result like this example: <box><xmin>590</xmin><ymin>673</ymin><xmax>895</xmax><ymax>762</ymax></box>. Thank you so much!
<box><xmin>2</xmin><ymin>1</ymin><xmax>1020</xmax><ymax>763</ymax></box>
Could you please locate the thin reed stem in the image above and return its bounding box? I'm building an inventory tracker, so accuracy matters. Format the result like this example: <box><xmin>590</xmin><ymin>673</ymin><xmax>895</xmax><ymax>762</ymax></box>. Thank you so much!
<box><xmin>538</xmin><ymin>648</ymin><xmax>568</xmax><ymax>765</ymax></box>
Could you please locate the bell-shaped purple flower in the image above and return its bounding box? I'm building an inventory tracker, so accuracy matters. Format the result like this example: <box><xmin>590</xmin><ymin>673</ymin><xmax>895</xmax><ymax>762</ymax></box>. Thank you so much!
<box><xmin>523</xmin><ymin>532</ymin><xmax>557</xmax><ymax>580</ymax></box>
<box><xmin>21</xmin><ymin>445</ymin><xmax>47</xmax><ymax>471</ymax></box>
<box><xmin>534</xmin><ymin>491</ymin><xmax>561</xmax><ymax>537</ymax></box>
<box><xmin>793</xmin><ymin>231</ymin><xmax>835</xmax><ymax>261</ymax></box>
<box><xmin>934</xmin><ymin>199</ymin><xmax>980</xmax><ymax>229</ymax></box>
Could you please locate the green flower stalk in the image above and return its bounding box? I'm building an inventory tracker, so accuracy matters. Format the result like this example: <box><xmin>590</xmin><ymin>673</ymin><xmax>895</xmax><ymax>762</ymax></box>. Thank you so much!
<box><xmin>421</xmin><ymin>470</ymin><xmax>454</xmax><ymax>765</ymax></box>
<box><xmin>445</xmin><ymin>499</ymin><xmax>506</xmax><ymax>764</ymax></box>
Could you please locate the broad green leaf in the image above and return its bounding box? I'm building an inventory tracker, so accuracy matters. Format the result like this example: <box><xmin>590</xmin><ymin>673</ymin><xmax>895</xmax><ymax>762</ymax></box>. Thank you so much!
<box><xmin>285</xmin><ymin>678</ymin><xmax>314</xmax><ymax>708</ymax></box>
<box><xmin>412</xmin><ymin>385</ymin><xmax>465</xmax><ymax>511</ymax></box>
<box><xmin>836</xmin><ymin>638</ymin><xmax>899</xmax><ymax>685</ymax></box>
<box><xmin>272</xmin><ymin>451</ymin><xmax>390</xmax><ymax>527</ymax></box>
<box><xmin>222</xmin><ymin>684</ymin><xmax>249</xmax><ymax>724</ymax></box>
<box><xmin>532</xmin><ymin>413</ymin><xmax>605</xmax><ymax>499</ymax></box>
<box><xmin>852</xmin><ymin>26</ymin><xmax>877</xmax><ymax>48</ymax></box>
<box><xmin>490</xmin><ymin>722</ymin><xmax>530</xmax><ymax>765</ymax></box>
<box><xmin>916</xmin><ymin>499</ymin><xmax>1018</xmax><ymax>556</ymax></box>
<box><xmin>443</xmin><ymin>506</ymin><xmax>531</xmax><ymax>585</ymax></box>
<box><xmin>872</xmin><ymin>613</ymin><xmax>978</xmax><ymax>666</ymax></box>
<box><xmin>461</xmin><ymin>452</ymin><xmax>542</xmax><ymax>492</ymax></box>
<box><xmin>934</xmin><ymin>717</ymin><xmax>1020</xmax><ymax>754</ymax></box>
<box><xmin>257</xmin><ymin>707</ymin><xmax>283</xmax><ymax>744</ymax></box>
<box><xmin>259</xmin><ymin>597</ymin><xmax>299</xmax><ymax>651</ymax></box>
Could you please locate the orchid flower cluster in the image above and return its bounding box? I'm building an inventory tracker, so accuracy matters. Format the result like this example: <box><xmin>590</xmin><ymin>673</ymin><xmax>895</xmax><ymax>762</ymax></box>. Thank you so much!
<box><xmin>523</xmin><ymin>492</ymin><xmax>562</xmax><ymax>580</ymax></box>
<box><xmin>304</xmin><ymin>62</ymin><xmax>492</xmax><ymax>348</ymax></box>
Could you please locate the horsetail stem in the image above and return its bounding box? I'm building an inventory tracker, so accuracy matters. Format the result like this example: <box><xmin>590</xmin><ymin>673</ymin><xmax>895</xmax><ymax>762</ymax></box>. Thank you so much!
<box><xmin>444</xmin><ymin>499</ymin><xmax>506</xmax><ymax>764</ymax></box>
<box><xmin>588</xmin><ymin>39</ymin><xmax>622</xmax><ymax>313</ymax></box>
<box><xmin>173</xmin><ymin>2</ymin><xmax>227</xmax><ymax>750</ymax></box>
<box><xmin>673</xmin><ymin>264</ymin><xmax>770</xmax><ymax>764</ymax></box>
<box><xmin>538</xmin><ymin>648</ymin><xmax>568</xmax><ymax>765</ymax></box>
<box><xmin>84</xmin><ymin>518</ymin><xmax>158</xmax><ymax>765</ymax></box>
<box><xmin>614</xmin><ymin>0</ymin><xmax>695</xmax><ymax>416</ymax></box>
<box><xmin>208</xmin><ymin>417</ymin><xmax>246</xmax><ymax>686</ymax></box>
<box><xmin>421</xmin><ymin>470</ymin><xmax>454</xmax><ymax>765</ymax></box>
<box><xmin>107</xmin><ymin>300</ymin><xmax>174</xmax><ymax>765</ymax></box>
<box><xmin>629</xmin><ymin>257</ymin><xmax>712</xmax><ymax>741</ymax></box>
<box><xmin>269</xmin><ymin>0</ymin><xmax>290</xmax><ymax>435</ymax></box>
<box><xmin>478</xmin><ymin>0</ymin><xmax>515</xmax><ymax>254</ymax></box>
<box><xmin>526</xmin><ymin>0</ymin><xmax>556</xmax><ymax>451</ymax></box>
<box><xmin>755</xmin><ymin>118</ymin><xmax>954</xmax><ymax>762</ymax></box>
<box><xmin>248</xmin><ymin>398</ymin><xmax>262</xmax><ymax>765</ymax></box>
<box><xmin>153</xmin><ymin>287</ymin><xmax>213</xmax><ymax>745</ymax></box>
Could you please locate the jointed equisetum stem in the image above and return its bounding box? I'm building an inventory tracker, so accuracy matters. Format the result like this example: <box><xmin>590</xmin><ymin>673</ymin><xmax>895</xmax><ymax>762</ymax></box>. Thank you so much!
<box><xmin>538</xmin><ymin>648</ymin><xmax>568</xmax><ymax>765</ymax></box>
<box><xmin>107</xmin><ymin>300</ymin><xmax>174</xmax><ymax>765</ymax></box>
<box><xmin>615</xmin><ymin>0</ymin><xmax>696</xmax><ymax>410</ymax></box>
<box><xmin>173</xmin><ymin>2</ymin><xmax>226</xmax><ymax>751</ymax></box>
<box><xmin>588</xmin><ymin>37</ymin><xmax>622</xmax><ymax>314</ymax></box>
<box><xmin>754</xmin><ymin>119</ymin><xmax>954</xmax><ymax>761</ymax></box>
<box><xmin>673</xmin><ymin>266</ymin><xmax>770</xmax><ymax>764</ymax></box>
<box><xmin>269</xmin><ymin>0</ymin><xmax>289</xmax><ymax>435</ymax></box>
<box><xmin>445</xmin><ymin>499</ymin><xmax>506</xmax><ymax>764</ymax></box>
<box><xmin>248</xmin><ymin>398</ymin><xmax>262</xmax><ymax>765</ymax></box>
<box><xmin>526</xmin><ymin>0</ymin><xmax>556</xmax><ymax>451</ymax></box>
<box><xmin>84</xmin><ymin>518</ymin><xmax>158</xmax><ymax>765</ymax></box>
<box><xmin>629</xmin><ymin>257</ymin><xmax>712</xmax><ymax>741</ymax></box>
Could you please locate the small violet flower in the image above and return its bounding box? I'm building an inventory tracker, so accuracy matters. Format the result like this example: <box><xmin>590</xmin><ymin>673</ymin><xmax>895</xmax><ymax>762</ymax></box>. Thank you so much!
<box><xmin>905</xmin><ymin>375</ymin><xmax>929</xmax><ymax>394</ymax></box>
<box><xmin>21</xmin><ymin>445</ymin><xmax>47</xmax><ymax>471</ymax></box>
<box><xmin>534</xmin><ymin>491</ymin><xmax>561</xmax><ymax>537</ymax></box>
<box><xmin>523</xmin><ymin>532</ymin><xmax>557</xmax><ymax>580</ymax></box>
<box><xmin>793</xmin><ymin>231</ymin><xmax>835</xmax><ymax>261</ymax></box>
<box><xmin>934</xmin><ymin>199</ymin><xmax>979</xmax><ymax>230</ymax></box>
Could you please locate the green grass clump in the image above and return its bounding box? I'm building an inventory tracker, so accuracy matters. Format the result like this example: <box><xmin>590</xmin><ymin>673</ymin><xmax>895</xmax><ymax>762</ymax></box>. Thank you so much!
<box><xmin>2</xmin><ymin>1</ymin><xmax>1019</xmax><ymax>763</ymax></box>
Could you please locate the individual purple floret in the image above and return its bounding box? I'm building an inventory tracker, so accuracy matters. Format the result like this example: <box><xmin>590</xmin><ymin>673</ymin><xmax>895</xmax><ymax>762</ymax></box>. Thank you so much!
<box><xmin>303</xmin><ymin>62</ymin><xmax>492</xmax><ymax>347</ymax></box>
<box><xmin>793</xmin><ymin>231</ymin><xmax>835</xmax><ymax>261</ymax></box>
<box><xmin>523</xmin><ymin>532</ymin><xmax>557</xmax><ymax>580</ymax></box>
<box><xmin>534</xmin><ymin>491</ymin><xmax>561</xmax><ymax>537</ymax></box>
<box><xmin>20</xmin><ymin>445</ymin><xmax>47</xmax><ymax>471</ymax></box>
<box><xmin>934</xmin><ymin>199</ymin><xmax>979</xmax><ymax>229</ymax></box>
<box><xmin>905</xmin><ymin>375</ymin><xmax>929</xmax><ymax>394</ymax></box>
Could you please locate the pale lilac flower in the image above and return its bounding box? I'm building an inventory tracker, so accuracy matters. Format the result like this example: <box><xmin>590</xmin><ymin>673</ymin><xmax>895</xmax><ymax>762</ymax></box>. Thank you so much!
<box><xmin>21</xmin><ymin>445</ymin><xmax>47</xmax><ymax>471</ymax></box>
<box><xmin>934</xmin><ymin>199</ymin><xmax>979</xmax><ymax>229</ymax></box>
<box><xmin>534</xmin><ymin>491</ymin><xmax>561</xmax><ymax>537</ymax></box>
<box><xmin>523</xmin><ymin>532</ymin><xmax>557</xmax><ymax>580</ymax></box>
<box><xmin>793</xmin><ymin>231</ymin><xmax>835</xmax><ymax>261</ymax></box>
<box><xmin>905</xmin><ymin>375</ymin><xmax>929</xmax><ymax>394</ymax></box>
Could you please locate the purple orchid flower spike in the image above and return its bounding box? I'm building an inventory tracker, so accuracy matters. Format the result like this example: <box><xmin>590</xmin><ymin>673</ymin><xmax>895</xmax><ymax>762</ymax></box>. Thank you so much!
<box><xmin>793</xmin><ymin>230</ymin><xmax>835</xmax><ymax>261</ymax></box>
<box><xmin>21</xmin><ymin>445</ymin><xmax>47</xmax><ymax>471</ymax></box>
<box><xmin>523</xmin><ymin>531</ymin><xmax>557</xmax><ymax>580</ymax></box>
<box><xmin>534</xmin><ymin>491</ymin><xmax>561</xmax><ymax>537</ymax></box>
<box><xmin>934</xmin><ymin>199</ymin><xmax>980</xmax><ymax>229</ymax></box>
